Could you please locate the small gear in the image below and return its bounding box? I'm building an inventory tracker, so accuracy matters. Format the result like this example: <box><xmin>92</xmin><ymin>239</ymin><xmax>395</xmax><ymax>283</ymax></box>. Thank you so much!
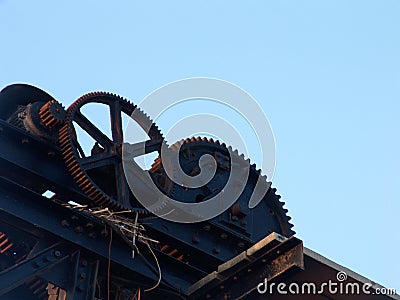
<box><xmin>7</xmin><ymin>100</ymin><xmax>66</xmax><ymax>143</ymax></box>
<box><xmin>39</xmin><ymin>100</ymin><xmax>66</xmax><ymax>129</ymax></box>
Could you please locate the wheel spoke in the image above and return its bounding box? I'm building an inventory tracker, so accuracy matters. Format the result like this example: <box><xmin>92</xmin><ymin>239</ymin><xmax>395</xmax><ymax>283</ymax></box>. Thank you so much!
<box><xmin>75</xmin><ymin>111</ymin><xmax>113</xmax><ymax>149</ymax></box>
<box><xmin>122</xmin><ymin>139</ymin><xmax>162</xmax><ymax>160</ymax></box>
<box><xmin>110</xmin><ymin>100</ymin><xmax>123</xmax><ymax>144</ymax></box>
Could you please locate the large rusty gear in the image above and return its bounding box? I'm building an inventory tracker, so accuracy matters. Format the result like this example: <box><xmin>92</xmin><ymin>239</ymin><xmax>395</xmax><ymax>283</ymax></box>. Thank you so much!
<box><xmin>150</xmin><ymin>137</ymin><xmax>295</xmax><ymax>239</ymax></box>
<box><xmin>59</xmin><ymin>92</ymin><xmax>164</xmax><ymax>212</ymax></box>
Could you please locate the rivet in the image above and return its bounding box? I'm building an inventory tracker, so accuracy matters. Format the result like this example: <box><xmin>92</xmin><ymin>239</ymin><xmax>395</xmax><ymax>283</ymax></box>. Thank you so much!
<box><xmin>86</xmin><ymin>222</ymin><xmax>94</xmax><ymax>229</ymax></box>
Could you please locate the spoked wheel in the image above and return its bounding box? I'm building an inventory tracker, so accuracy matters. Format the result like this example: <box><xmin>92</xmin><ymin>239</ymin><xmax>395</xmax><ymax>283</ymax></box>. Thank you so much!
<box><xmin>59</xmin><ymin>92</ymin><xmax>164</xmax><ymax>212</ymax></box>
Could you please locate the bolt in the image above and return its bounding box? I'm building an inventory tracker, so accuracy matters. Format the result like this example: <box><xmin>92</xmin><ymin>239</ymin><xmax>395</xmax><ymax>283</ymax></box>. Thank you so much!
<box><xmin>61</xmin><ymin>220</ymin><xmax>70</xmax><ymax>227</ymax></box>
<box><xmin>21</xmin><ymin>138</ymin><xmax>29</xmax><ymax>144</ymax></box>
<box><xmin>79</xmin><ymin>272</ymin><xmax>87</xmax><ymax>279</ymax></box>
<box><xmin>233</xmin><ymin>276</ymin><xmax>238</xmax><ymax>281</ymax></box>
<box><xmin>77</xmin><ymin>285</ymin><xmax>84</xmax><ymax>292</ymax></box>
<box><xmin>71</xmin><ymin>215</ymin><xmax>79</xmax><ymax>221</ymax></box>
<box><xmin>212</xmin><ymin>247</ymin><xmax>220</xmax><ymax>254</ymax></box>
<box><xmin>203</xmin><ymin>225</ymin><xmax>211</xmax><ymax>231</ymax></box>
<box><xmin>75</xmin><ymin>226</ymin><xmax>83</xmax><ymax>233</ymax></box>
<box><xmin>240</xmin><ymin>220</ymin><xmax>247</xmax><ymax>226</ymax></box>
<box><xmin>237</xmin><ymin>242</ymin><xmax>245</xmax><ymax>248</ymax></box>
<box><xmin>231</xmin><ymin>215</ymin><xmax>239</xmax><ymax>221</ymax></box>
<box><xmin>192</xmin><ymin>236</ymin><xmax>200</xmax><ymax>244</ymax></box>
<box><xmin>206</xmin><ymin>294</ymin><xmax>212</xmax><ymax>299</ymax></box>
<box><xmin>220</xmin><ymin>285</ymin><xmax>225</xmax><ymax>290</ymax></box>
<box><xmin>81</xmin><ymin>260</ymin><xmax>88</xmax><ymax>267</ymax></box>
<box><xmin>53</xmin><ymin>251</ymin><xmax>61</xmax><ymax>258</ymax></box>
<box><xmin>101</xmin><ymin>229</ymin><xmax>108</xmax><ymax>237</ymax></box>
<box><xmin>88</xmin><ymin>232</ymin><xmax>97</xmax><ymax>239</ymax></box>
<box><xmin>247</xmin><ymin>268</ymin><xmax>252</xmax><ymax>273</ymax></box>
<box><xmin>47</xmin><ymin>151</ymin><xmax>56</xmax><ymax>158</ymax></box>
<box><xmin>220</xmin><ymin>233</ymin><xmax>228</xmax><ymax>240</ymax></box>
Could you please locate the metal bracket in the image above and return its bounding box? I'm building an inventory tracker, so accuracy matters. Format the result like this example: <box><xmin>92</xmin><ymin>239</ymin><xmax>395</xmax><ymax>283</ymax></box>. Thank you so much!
<box><xmin>0</xmin><ymin>242</ymin><xmax>68</xmax><ymax>296</ymax></box>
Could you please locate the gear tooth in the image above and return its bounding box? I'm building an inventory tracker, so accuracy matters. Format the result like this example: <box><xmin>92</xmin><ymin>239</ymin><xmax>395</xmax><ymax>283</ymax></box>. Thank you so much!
<box><xmin>221</xmin><ymin>142</ymin><xmax>226</xmax><ymax>147</ymax></box>
<box><xmin>195</xmin><ymin>136</ymin><xmax>201</xmax><ymax>141</ymax></box>
<box><xmin>209</xmin><ymin>138</ymin><xmax>214</xmax><ymax>143</ymax></box>
<box><xmin>215</xmin><ymin>140</ymin><xmax>220</xmax><ymax>145</ymax></box>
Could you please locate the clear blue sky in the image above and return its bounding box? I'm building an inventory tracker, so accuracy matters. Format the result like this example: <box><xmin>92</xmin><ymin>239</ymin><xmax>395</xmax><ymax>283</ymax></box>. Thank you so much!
<box><xmin>1</xmin><ymin>0</ymin><xmax>399</xmax><ymax>292</ymax></box>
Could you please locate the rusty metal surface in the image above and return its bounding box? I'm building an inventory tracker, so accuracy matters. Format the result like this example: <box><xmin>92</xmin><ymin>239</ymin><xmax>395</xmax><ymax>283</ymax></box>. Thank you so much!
<box><xmin>188</xmin><ymin>233</ymin><xmax>304</xmax><ymax>299</ymax></box>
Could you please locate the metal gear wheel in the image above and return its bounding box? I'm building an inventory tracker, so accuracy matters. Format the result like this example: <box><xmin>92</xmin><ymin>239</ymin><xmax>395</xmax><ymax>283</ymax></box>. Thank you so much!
<box><xmin>150</xmin><ymin>137</ymin><xmax>295</xmax><ymax>239</ymax></box>
<box><xmin>59</xmin><ymin>91</ymin><xmax>164</xmax><ymax>212</ymax></box>
<box><xmin>39</xmin><ymin>100</ymin><xmax>66</xmax><ymax>129</ymax></box>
